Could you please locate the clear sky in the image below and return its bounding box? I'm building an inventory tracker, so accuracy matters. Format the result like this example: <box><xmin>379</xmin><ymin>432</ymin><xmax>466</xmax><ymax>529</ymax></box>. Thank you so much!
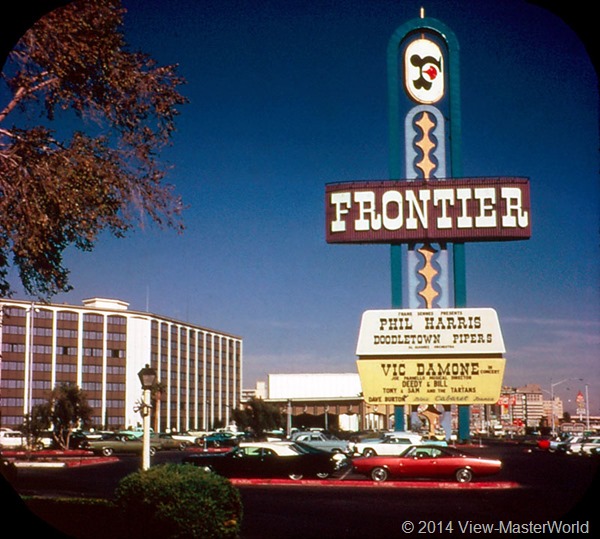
<box><xmin>10</xmin><ymin>1</ymin><xmax>598</xmax><ymax>415</ymax></box>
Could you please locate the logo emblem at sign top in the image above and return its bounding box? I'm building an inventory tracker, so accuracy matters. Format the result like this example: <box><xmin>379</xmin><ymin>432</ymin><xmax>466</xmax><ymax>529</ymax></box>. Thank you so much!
<box><xmin>404</xmin><ymin>38</ymin><xmax>444</xmax><ymax>104</ymax></box>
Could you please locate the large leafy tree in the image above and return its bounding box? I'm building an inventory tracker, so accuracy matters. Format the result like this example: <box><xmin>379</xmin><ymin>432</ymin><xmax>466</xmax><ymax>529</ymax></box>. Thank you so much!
<box><xmin>32</xmin><ymin>382</ymin><xmax>93</xmax><ymax>449</ymax></box>
<box><xmin>0</xmin><ymin>1</ymin><xmax>74</xmax><ymax>71</ymax></box>
<box><xmin>232</xmin><ymin>397</ymin><xmax>285</xmax><ymax>439</ymax></box>
<box><xmin>0</xmin><ymin>0</ymin><xmax>187</xmax><ymax>298</ymax></box>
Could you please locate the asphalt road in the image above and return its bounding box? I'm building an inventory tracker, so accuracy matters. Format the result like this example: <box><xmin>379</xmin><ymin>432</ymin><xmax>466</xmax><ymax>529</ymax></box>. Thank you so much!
<box><xmin>5</xmin><ymin>442</ymin><xmax>599</xmax><ymax>538</ymax></box>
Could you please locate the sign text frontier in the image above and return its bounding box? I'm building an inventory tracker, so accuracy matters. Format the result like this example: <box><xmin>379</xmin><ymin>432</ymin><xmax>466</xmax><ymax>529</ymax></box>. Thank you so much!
<box><xmin>326</xmin><ymin>177</ymin><xmax>530</xmax><ymax>243</ymax></box>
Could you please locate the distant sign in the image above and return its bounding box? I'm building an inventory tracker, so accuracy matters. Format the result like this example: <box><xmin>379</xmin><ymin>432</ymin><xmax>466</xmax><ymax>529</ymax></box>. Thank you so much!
<box><xmin>356</xmin><ymin>357</ymin><xmax>506</xmax><ymax>405</ymax></box>
<box><xmin>325</xmin><ymin>178</ymin><xmax>531</xmax><ymax>244</ymax></box>
<box><xmin>356</xmin><ymin>308</ymin><xmax>505</xmax><ymax>356</ymax></box>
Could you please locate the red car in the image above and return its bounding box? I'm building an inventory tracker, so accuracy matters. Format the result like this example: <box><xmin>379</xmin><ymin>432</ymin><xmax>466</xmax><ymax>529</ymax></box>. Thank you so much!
<box><xmin>351</xmin><ymin>444</ymin><xmax>502</xmax><ymax>483</ymax></box>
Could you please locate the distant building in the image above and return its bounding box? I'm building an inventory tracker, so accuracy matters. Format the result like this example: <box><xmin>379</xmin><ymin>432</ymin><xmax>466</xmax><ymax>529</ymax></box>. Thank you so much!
<box><xmin>498</xmin><ymin>384</ymin><xmax>564</xmax><ymax>431</ymax></box>
<box><xmin>515</xmin><ymin>384</ymin><xmax>545</xmax><ymax>427</ymax></box>
<box><xmin>542</xmin><ymin>397</ymin><xmax>564</xmax><ymax>426</ymax></box>
<box><xmin>242</xmin><ymin>380</ymin><xmax>267</xmax><ymax>402</ymax></box>
<box><xmin>264</xmin><ymin>373</ymin><xmax>393</xmax><ymax>432</ymax></box>
<box><xmin>0</xmin><ymin>298</ymin><xmax>242</xmax><ymax>432</ymax></box>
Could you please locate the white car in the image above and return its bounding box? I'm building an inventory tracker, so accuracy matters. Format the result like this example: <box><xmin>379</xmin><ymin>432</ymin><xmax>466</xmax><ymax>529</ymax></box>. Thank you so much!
<box><xmin>0</xmin><ymin>430</ymin><xmax>26</xmax><ymax>449</ymax></box>
<box><xmin>567</xmin><ymin>436</ymin><xmax>600</xmax><ymax>456</ymax></box>
<box><xmin>350</xmin><ymin>432</ymin><xmax>424</xmax><ymax>456</ymax></box>
<box><xmin>548</xmin><ymin>434</ymin><xmax>581</xmax><ymax>452</ymax></box>
<box><xmin>290</xmin><ymin>431</ymin><xmax>351</xmax><ymax>454</ymax></box>
<box><xmin>171</xmin><ymin>431</ymin><xmax>207</xmax><ymax>445</ymax></box>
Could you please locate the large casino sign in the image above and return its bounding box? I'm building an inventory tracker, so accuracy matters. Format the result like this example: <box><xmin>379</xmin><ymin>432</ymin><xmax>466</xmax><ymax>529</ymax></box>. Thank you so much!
<box><xmin>325</xmin><ymin>16</ymin><xmax>532</xmax><ymax>412</ymax></box>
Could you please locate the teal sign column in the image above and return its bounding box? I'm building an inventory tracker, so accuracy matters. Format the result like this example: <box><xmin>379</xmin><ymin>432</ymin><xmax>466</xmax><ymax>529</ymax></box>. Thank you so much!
<box><xmin>387</xmin><ymin>14</ymin><xmax>469</xmax><ymax>440</ymax></box>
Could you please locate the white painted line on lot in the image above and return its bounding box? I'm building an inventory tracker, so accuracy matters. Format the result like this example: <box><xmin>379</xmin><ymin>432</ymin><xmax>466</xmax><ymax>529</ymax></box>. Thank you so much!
<box><xmin>14</xmin><ymin>462</ymin><xmax>66</xmax><ymax>468</ymax></box>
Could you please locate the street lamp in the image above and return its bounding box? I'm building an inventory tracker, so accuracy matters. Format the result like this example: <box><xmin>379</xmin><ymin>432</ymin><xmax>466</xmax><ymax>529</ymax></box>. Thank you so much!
<box><xmin>585</xmin><ymin>384</ymin><xmax>590</xmax><ymax>431</ymax></box>
<box><xmin>137</xmin><ymin>364</ymin><xmax>157</xmax><ymax>471</ymax></box>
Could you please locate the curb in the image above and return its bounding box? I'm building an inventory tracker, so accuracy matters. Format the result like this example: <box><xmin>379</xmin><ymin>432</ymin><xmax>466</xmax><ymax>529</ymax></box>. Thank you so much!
<box><xmin>230</xmin><ymin>478</ymin><xmax>521</xmax><ymax>489</ymax></box>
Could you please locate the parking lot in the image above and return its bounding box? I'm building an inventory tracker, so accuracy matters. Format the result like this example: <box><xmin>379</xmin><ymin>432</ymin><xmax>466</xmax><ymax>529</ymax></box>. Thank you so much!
<box><xmin>5</xmin><ymin>440</ymin><xmax>598</xmax><ymax>538</ymax></box>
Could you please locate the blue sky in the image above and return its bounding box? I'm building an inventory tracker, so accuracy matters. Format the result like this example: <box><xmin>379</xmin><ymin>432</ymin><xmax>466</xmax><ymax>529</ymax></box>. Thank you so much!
<box><xmin>10</xmin><ymin>1</ymin><xmax>598</xmax><ymax>414</ymax></box>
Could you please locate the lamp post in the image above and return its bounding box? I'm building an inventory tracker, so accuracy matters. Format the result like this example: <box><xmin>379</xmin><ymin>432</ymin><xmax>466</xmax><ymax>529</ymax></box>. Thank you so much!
<box><xmin>137</xmin><ymin>364</ymin><xmax>157</xmax><ymax>471</ymax></box>
<box><xmin>585</xmin><ymin>384</ymin><xmax>590</xmax><ymax>431</ymax></box>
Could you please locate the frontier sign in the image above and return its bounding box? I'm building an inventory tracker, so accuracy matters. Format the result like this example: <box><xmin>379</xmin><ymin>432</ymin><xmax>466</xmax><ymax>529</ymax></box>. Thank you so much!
<box><xmin>356</xmin><ymin>308</ymin><xmax>506</xmax><ymax>405</ymax></box>
<box><xmin>326</xmin><ymin>177</ymin><xmax>531</xmax><ymax>244</ymax></box>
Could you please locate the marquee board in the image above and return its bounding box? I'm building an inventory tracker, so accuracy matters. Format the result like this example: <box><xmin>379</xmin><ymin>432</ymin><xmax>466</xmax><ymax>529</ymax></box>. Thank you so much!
<box><xmin>356</xmin><ymin>308</ymin><xmax>505</xmax><ymax>356</ymax></box>
<box><xmin>356</xmin><ymin>357</ymin><xmax>506</xmax><ymax>405</ymax></box>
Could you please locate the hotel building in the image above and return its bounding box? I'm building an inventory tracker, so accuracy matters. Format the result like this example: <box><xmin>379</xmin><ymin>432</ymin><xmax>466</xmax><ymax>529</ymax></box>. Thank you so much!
<box><xmin>0</xmin><ymin>297</ymin><xmax>243</xmax><ymax>432</ymax></box>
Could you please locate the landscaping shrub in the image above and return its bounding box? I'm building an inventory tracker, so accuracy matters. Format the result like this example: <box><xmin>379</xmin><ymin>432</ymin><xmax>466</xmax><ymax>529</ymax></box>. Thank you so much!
<box><xmin>114</xmin><ymin>463</ymin><xmax>242</xmax><ymax>539</ymax></box>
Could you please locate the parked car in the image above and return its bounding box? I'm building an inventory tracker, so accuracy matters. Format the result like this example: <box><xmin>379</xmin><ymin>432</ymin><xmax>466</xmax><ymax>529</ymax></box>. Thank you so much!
<box><xmin>182</xmin><ymin>441</ymin><xmax>339</xmax><ymax>480</ymax></box>
<box><xmin>81</xmin><ymin>432</ymin><xmax>162</xmax><ymax>456</ymax></box>
<box><xmin>32</xmin><ymin>430</ymin><xmax>53</xmax><ymax>449</ymax></box>
<box><xmin>199</xmin><ymin>431</ymin><xmax>240</xmax><ymax>449</ymax></box>
<box><xmin>541</xmin><ymin>433</ymin><xmax>576</xmax><ymax>453</ymax></box>
<box><xmin>171</xmin><ymin>431</ymin><xmax>207</xmax><ymax>446</ymax></box>
<box><xmin>0</xmin><ymin>430</ymin><xmax>26</xmax><ymax>450</ymax></box>
<box><xmin>152</xmin><ymin>433</ymin><xmax>190</xmax><ymax>450</ymax></box>
<box><xmin>351</xmin><ymin>444</ymin><xmax>502</xmax><ymax>483</ymax></box>
<box><xmin>350</xmin><ymin>432</ymin><xmax>424</xmax><ymax>456</ymax></box>
<box><xmin>289</xmin><ymin>431</ymin><xmax>351</xmax><ymax>454</ymax></box>
<box><xmin>567</xmin><ymin>436</ymin><xmax>600</xmax><ymax>456</ymax></box>
<box><xmin>278</xmin><ymin>440</ymin><xmax>351</xmax><ymax>471</ymax></box>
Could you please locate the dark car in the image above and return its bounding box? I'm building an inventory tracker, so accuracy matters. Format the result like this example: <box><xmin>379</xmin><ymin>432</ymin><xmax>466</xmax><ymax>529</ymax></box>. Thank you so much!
<box><xmin>81</xmin><ymin>432</ymin><xmax>162</xmax><ymax>456</ymax></box>
<box><xmin>152</xmin><ymin>433</ymin><xmax>189</xmax><ymax>450</ymax></box>
<box><xmin>198</xmin><ymin>431</ymin><xmax>240</xmax><ymax>449</ymax></box>
<box><xmin>351</xmin><ymin>444</ymin><xmax>502</xmax><ymax>483</ymax></box>
<box><xmin>182</xmin><ymin>441</ymin><xmax>338</xmax><ymax>480</ymax></box>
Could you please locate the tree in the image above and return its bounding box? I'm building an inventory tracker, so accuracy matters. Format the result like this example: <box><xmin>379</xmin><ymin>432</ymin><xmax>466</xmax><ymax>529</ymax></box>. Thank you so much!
<box><xmin>0</xmin><ymin>0</ymin><xmax>187</xmax><ymax>298</ymax></box>
<box><xmin>0</xmin><ymin>1</ymin><xmax>74</xmax><ymax>71</ymax></box>
<box><xmin>231</xmin><ymin>397</ymin><xmax>284</xmax><ymax>439</ymax></box>
<box><xmin>20</xmin><ymin>405</ymin><xmax>51</xmax><ymax>450</ymax></box>
<box><xmin>36</xmin><ymin>382</ymin><xmax>93</xmax><ymax>449</ymax></box>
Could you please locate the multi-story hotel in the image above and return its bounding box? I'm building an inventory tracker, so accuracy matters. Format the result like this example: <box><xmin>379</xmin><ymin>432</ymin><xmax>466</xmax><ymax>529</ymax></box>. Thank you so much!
<box><xmin>0</xmin><ymin>297</ymin><xmax>243</xmax><ymax>432</ymax></box>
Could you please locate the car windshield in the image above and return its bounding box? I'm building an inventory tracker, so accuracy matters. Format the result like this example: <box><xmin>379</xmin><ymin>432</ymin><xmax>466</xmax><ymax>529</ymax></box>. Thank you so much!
<box><xmin>384</xmin><ymin>438</ymin><xmax>413</xmax><ymax>444</ymax></box>
<box><xmin>400</xmin><ymin>445</ymin><xmax>466</xmax><ymax>458</ymax></box>
<box><xmin>238</xmin><ymin>444</ymin><xmax>301</xmax><ymax>457</ymax></box>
